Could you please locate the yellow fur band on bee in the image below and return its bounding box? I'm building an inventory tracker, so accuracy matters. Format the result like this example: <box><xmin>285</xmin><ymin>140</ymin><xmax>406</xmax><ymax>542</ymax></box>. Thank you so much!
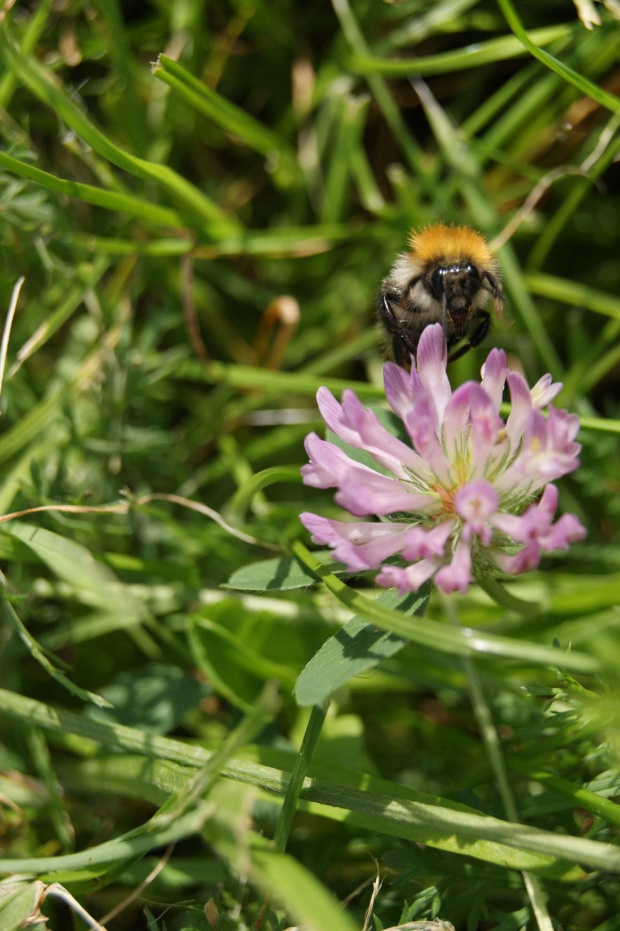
<box><xmin>409</xmin><ymin>224</ymin><xmax>494</xmax><ymax>268</ymax></box>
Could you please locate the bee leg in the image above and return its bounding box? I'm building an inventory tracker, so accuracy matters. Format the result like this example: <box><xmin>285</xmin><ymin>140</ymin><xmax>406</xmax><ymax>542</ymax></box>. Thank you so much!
<box><xmin>447</xmin><ymin>311</ymin><xmax>490</xmax><ymax>364</ymax></box>
<box><xmin>380</xmin><ymin>293</ymin><xmax>418</xmax><ymax>367</ymax></box>
<box><xmin>482</xmin><ymin>271</ymin><xmax>501</xmax><ymax>300</ymax></box>
<box><xmin>482</xmin><ymin>272</ymin><xmax>504</xmax><ymax>319</ymax></box>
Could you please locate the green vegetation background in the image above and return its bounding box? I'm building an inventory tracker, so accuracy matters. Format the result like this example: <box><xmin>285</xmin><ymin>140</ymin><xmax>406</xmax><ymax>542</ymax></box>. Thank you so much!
<box><xmin>1</xmin><ymin>0</ymin><xmax>620</xmax><ymax>929</ymax></box>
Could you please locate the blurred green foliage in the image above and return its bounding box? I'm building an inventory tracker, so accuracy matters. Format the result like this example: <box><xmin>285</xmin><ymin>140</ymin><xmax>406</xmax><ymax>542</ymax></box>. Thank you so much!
<box><xmin>0</xmin><ymin>0</ymin><xmax>620</xmax><ymax>928</ymax></box>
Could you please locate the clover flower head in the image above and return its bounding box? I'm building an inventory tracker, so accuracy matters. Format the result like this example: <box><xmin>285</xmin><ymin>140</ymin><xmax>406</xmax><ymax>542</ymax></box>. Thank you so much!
<box><xmin>300</xmin><ymin>324</ymin><xmax>586</xmax><ymax>595</ymax></box>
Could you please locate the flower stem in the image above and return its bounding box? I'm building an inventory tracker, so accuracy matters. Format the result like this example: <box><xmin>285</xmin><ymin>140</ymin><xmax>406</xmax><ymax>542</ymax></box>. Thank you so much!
<box><xmin>476</xmin><ymin>574</ymin><xmax>540</xmax><ymax>617</ymax></box>
<box><xmin>464</xmin><ymin>650</ymin><xmax>554</xmax><ymax>931</ymax></box>
<box><xmin>273</xmin><ymin>702</ymin><xmax>328</xmax><ymax>853</ymax></box>
<box><xmin>442</xmin><ymin>590</ymin><xmax>554</xmax><ymax>931</ymax></box>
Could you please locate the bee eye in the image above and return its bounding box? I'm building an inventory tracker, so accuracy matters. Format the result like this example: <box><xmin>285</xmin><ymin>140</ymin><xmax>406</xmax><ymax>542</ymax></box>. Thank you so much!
<box><xmin>430</xmin><ymin>267</ymin><xmax>445</xmax><ymax>297</ymax></box>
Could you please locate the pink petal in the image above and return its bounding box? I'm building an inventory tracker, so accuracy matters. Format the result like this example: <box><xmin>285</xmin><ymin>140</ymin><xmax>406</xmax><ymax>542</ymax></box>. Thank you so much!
<box><xmin>538</xmin><ymin>513</ymin><xmax>587</xmax><ymax>551</ymax></box>
<box><xmin>317</xmin><ymin>387</ymin><xmax>425</xmax><ymax>479</ymax></box>
<box><xmin>404</xmin><ymin>397</ymin><xmax>452</xmax><ymax>486</ymax></box>
<box><xmin>492</xmin><ymin>484</ymin><xmax>585</xmax><ymax>556</ymax></box>
<box><xmin>523</xmin><ymin>409</ymin><xmax>581</xmax><ymax>485</ymax></box>
<box><xmin>301</xmin><ymin>512</ymin><xmax>391</xmax><ymax>545</ymax></box>
<box><xmin>454</xmin><ymin>480</ymin><xmax>499</xmax><ymax>544</ymax></box>
<box><xmin>505</xmin><ymin>371</ymin><xmax>533</xmax><ymax>452</ymax></box>
<box><xmin>493</xmin><ymin>411</ymin><xmax>550</xmax><ymax>494</ymax></box>
<box><xmin>493</xmin><ymin>499</ymin><xmax>585</xmax><ymax>572</ymax></box>
<box><xmin>530</xmin><ymin>373</ymin><xmax>562</xmax><ymax>409</ymax></box>
<box><xmin>301</xmin><ymin>433</ymin><xmax>352</xmax><ymax>489</ymax></box>
<box><xmin>383</xmin><ymin>363</ymin><xmax>427</xmax><ymax>423</ymax></box>
<box><xmin>416</xmin><ymin>323</ymin><xmax>452</xmax><ymax>424</ymax></box>
<box><xmin>537</xmin><ymin>483</ymin><xmax>559</xmax><ymax>522</ymax></box>
<box><xmin>492</xmin><ymin>542</ymin><xmax>541</xmax><ymax>575</ymax></box>
<box><xmin>335</xmin><ymin>473</ymin><xmax>436</xmax><ymax>517</ymax></box>
<box><xmin>300</xmin><ymin>512</ymin><xmax>413</xmax><ymax>570</ymax></box>
<box><xmin>480</xmin><ymin>348</ymin><xmax>508</xmax><ymax>411</ymax></box>
<box><xmin>441</xmin><ymin>383</ymin><xmax>497</xmax><ymax>471</ymax></box>
<box><xmin>435</xmin><ymin>539</ymin><xmax>473</xmax><ymax>594</ymax></box>
<box><xmin>302</xmin><ymin>434</ymin><xmax>431</xmax><ymax>515</ymax></box>
<box><xmin>402</xmin><ymin>518</ymin><xmax>456</xmax><ymax>560</ymax></box>
<box><xmin>468</xmin><ymin>389</ymin><xmax>504</xmax><ymax>477</ymax></box>
<box><xmin>342</xmin><ymin>390</ymin><xmax>427</xmax><ymax>473</ymax></box>
<box><xmin>377</xmin><ymin>557</ymin><xmax>440</xmax><ymax>594</ymax></box>
<box><xmin>302</xmin><ymin>327</ymin><xmax>585</xmax><ymax>588</ymax></box>
<box><xmin>492</xmin><ymin>510</ymin><xmax>527</xmax><ymax>540</ymax></box>
<box><xmin>547</xmin><ymin>406</ymin><xmax>581</xmax><ymax>456</ymax></box>
<box><xmin>493</xmin><ymin>485</ymin><xmax>556</xmax><ymax>545</ymax></box>
<box><xmin>526</xmin><ymin>409</ymin><xmax>549</xmax><ymax>449</ymax></box>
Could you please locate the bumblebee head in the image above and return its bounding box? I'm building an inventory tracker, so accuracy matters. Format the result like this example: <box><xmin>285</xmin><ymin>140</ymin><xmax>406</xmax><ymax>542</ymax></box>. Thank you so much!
<box><xmin>408</xmin><ymin>224</ymin><xmax>496</xmax><ymax>337</ymax></box>
<box><xmin>427</xmin><ymin>263</ymin><xmax>481</xmax><ymax>336</ymax></box>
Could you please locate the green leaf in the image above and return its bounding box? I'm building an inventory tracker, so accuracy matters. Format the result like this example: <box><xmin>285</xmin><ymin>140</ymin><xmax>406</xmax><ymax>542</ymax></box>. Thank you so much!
<box><xmin>331</xmin><ymin>0</ymin><xmax>432</xmax><ymax>184</ymax></box>
<box><xmin>497</xmin><ymin>0</ymin><xmax>620</xmax><ymax>113</ymax></box>
<box><xmin>153</xmin><ymin>55</ymin><xmax>300</xmax><ymax>186</ymax></box>
<box><xmin>2</xmin><ymin>523</ymin><xmax>146</xmax><ymax>620</ymax></box>
<box><xmin>226</xmin><ymin>466</ymin><xmax>303</xmax><ymax>522</ymax></box>
<box><xmin>183</xmin><ymin>359</ymin><xmax>384</xmax><ymax>399</ymax></box>
<box><xmin>0</xmin><ymin>0</ymin><xmax>52</xmax><ymax>111</ymax></box>
<box><xmin>0</xmin><ymin>686</ymin><xmax>280</xmax><ymax>878</ymax></box>
<box><xmin>56</xmin><ymin>752</ymin><xmax>582</xmax><ymax>880</ymax></box>
<box><xmin>526</xmin><ymin>273</ymin><xmax>620</xmax><ymax>321</ymax></box>
<box><xmin>0</xmin><ymin>152</ymin><xmax>186</xmax><ymax>229</ymax></box>
<box><xmin>0</xmin><ymin>317</ymin><xmax>126</xmax><ymax>465</ymax></box>
<box><xmin>291</xmin><ymin>542</ymin><xmax>600</xmax><ymax>673</ymax></box>
<box><xmin>87</xmin><ymin>665</ymin><xmax>210</xmax><ymax>734</ymax></box>
<box><xmin>0</xmin><ymin>805</ymin><xmax>212</xmax><ymax>874</ymax></box>
<box><xmin>188</xmin><ymin>601</ymin><xmax>299</xmax><ymax>710</ymax></box>
<box><xmin>0</xmin><ymin>879</ymin><xmax>44</xmax><ymax>931</ymax></box>
<box><xmin>1</xmin><ymin>689</ymin><xmax>614</xmax><ymax>876</ymax></box>
<box><xmin>295</xmin><ymin>586</ymin><xmax>429</xmax><ymax>706</ymax></box>
<box><xmin>348</xmin><ymin>24</ymin><xmax>572</xmax><ymax>76</ymax></box>
<box><xmin>0</xmin><ymin>590</ymin><xmax>111</xmax><ymax>709</ymax></box>
<box><xmin>250</xmin><ymin>839</ymin><xmax>359</xmax><ymax>931</ymax></box>
<box><xmin>0</xmin><ymin>29</ymin><xmax>238</xmax><ymax>236</ymax></box>
<box><xmin>1</xmin><ymin>257</ymin><xmax>110</xmax><ymax>380</ymax></box>
<box><xmin>224</xmin><ymin>551</ymin><xmax>359</xmax><ymax>591</ymax></box>
<box><xmin>188</xmin><ymin>617</ymin><xmax>269</xmax><ymax>712</ymax></box>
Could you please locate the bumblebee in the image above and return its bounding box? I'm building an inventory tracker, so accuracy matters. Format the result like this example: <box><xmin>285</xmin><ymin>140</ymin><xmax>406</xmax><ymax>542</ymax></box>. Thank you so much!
<box><xmin>379</xmin><ymin>224</ymin><xmax>503</xmax><ymax>367</ymax></box>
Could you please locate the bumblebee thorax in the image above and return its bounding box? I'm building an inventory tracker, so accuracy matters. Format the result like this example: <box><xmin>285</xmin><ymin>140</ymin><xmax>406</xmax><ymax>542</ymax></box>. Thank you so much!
<box><xmin>409</xmin><ymin>224</ymin><xmax>493</xmax><ymax>269</ymax></box>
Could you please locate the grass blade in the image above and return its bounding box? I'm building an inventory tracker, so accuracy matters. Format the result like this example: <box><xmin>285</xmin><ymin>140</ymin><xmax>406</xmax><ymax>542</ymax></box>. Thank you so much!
<box><xmin>349</xmin><ymin>25</ymin><xmax>572</xmax><ymax>76</ymax></box>
<box><xmin>0</xmin><ymin>30</ymin><xmax>238</xmax><ymax>235</ymax></box>
<box><xmin>497</xmin><ymin>0</ymin><xmax>620</xmax><ymax>113</ymax></box>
